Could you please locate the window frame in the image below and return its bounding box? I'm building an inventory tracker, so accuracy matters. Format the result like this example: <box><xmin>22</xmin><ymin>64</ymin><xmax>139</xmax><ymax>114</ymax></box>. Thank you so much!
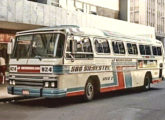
<box><xmin>94</xmin><ymin>38</ymin><xmax>111</xmax><ymax>55</ymax></box>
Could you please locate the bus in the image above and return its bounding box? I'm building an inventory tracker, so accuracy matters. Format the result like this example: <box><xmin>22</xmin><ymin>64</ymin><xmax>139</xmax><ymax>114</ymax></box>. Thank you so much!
<box><xmin>8</xmin><ymin>25</ymin><xmax>164</xmax><ymax>101</ymax></box>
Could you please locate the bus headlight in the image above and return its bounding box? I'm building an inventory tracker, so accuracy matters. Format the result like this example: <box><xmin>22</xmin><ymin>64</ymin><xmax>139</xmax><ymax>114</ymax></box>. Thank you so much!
<box><xmin>51</xmin><ymin>82</ymin><xmax>55</xmax><ymax>88</ymax></box>
<box><xmin>9</xmin><ymin>80</ymin><xmax>13</xmax><ymax>85</ymax></box>
<box><xmin>44</xmin><ymin>81</ymin><xmax>57</xmax><ymax>88</ymax></box>
<box><xmin>9</xmin><ymin>80</ymin><xmax>15</xmax><ymax>85</ymax></box>
<box><xmin>13</xmin><ymin>80</ymin><xmax>16</xmax><ymax>85</ymax></box>
<box><xmin>44</xmin><ymin>82</ymin><xmax>49</xmax><ymax>88</ymax></box>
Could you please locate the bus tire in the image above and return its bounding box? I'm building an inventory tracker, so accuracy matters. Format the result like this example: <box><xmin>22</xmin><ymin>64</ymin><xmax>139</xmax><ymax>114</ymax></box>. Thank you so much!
<box><xmin>143</xmin><ymin>73</ymin><xmax>152</xmax><ymax>90</ymax></box>
<box><xmin>84</xmin><ymin>80</ymin><xmax>95</xmax><ymax>101</ymax></box>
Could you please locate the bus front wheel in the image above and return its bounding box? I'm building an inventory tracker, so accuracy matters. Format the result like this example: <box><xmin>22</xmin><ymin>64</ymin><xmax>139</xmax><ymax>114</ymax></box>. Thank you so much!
<box><xmin>84</xmin><ymin>80</ymin><xmax>95</xmax><ymax>101</ymax></box>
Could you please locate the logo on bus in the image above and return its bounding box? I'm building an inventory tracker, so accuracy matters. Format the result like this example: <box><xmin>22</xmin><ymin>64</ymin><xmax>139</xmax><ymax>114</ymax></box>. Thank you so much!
<box><xmin>70</xmin><ymin>65</ymin><xmax>112</xmax><ymax>73</ymax></box>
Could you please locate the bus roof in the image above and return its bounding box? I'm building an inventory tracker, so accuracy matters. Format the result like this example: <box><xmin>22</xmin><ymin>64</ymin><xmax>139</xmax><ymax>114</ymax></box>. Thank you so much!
<box><xmin>17</xmin><ymin>25</ymin><xmax>161</xmax><ymax>45</ymax></box>
<box><xmin>17</xmin><ymin>25</ymin><xmax>79</xmax><ymax>34</ymax></box>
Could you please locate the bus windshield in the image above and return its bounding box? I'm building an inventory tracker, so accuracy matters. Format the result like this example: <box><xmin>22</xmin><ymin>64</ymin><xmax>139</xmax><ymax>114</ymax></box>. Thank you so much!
<box><xmin>12</xmin><ymin>33</ymin><xmax>65</xmax><ymax>59</ymax></box>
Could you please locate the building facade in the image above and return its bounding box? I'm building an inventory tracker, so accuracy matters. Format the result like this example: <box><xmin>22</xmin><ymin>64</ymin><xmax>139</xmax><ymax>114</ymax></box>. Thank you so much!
<box><xmin>58</xmin><ymin>0</ymin><xmax>119</xmax><ymax>19</ymax></box>
<box><xmin>120</xmin><ymin>0</ymin><xmax>165</xmax><ymax>45</ymax></box>
<box><xmin>0</xmin><ymin>0</ymin><xmax>154</xmax><ymax>66</ymax></box>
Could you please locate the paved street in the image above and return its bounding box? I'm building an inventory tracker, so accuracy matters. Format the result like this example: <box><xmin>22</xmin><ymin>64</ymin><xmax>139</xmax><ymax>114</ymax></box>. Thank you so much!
<box><xmin>0</xmin><ymin>81</ymin><xmax>165</xmax><ymax>120</ymax></box>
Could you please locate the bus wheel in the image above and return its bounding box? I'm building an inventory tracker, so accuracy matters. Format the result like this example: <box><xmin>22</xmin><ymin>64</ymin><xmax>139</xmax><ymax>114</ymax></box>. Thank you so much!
<box><xmin>84</xmin><ymin>80</ymin><xmax>95</xmax><ymax>101</ymax></box>
<box><xmin>143</xmin><ymin>74</ymin><xmax>151</xmax><ymax>90</ymax></box>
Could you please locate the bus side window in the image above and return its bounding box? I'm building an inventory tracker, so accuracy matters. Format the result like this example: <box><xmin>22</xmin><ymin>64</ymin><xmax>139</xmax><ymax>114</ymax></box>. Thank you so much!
<box><xmin>95</xmin><ymin>39</ymin><xmax>110</xmax><ymax>53</ymax></box>
<box><xmin>66</xmin><ymin>36</ymin><xmax>73</xmax><ymax>52</ymax></box>
<box><xmin>112</xmin><ymin>41</ymin><xmax>119</xmax><ymax>54</ymax></box>
<box><xmin>139</xmin><ymin>45</ymin><xmax>151</xmax><ymax>55</ymax></box>
<box><xmin>112</xmin><ymin>41</ymin><xmax>125</xmax><ymax>54</ymax></box>
<box><xmin>152</xmin><ymin>46</ymin><xmax>162</xmax><ymax>56</ymax></box>
<box><xmin>83</xmin><ymin>38</ymin><xmax>92</xmax><ymax>52</ymax></box>
<box><xmin>76</xmin><ymin>41</ymin><xmax>83</xmax><ymax>52</ymax></box>
<box><xmin>132</xmin><ymin>44</ymin><xmax>138</xmax><ymax>54</ymax></box>
<box><xmin>102</xmin><ymin>40</ymin><xmax>110</xmax><ymax>53</ymax></box>
<box><xmin>118</xmin><ymin>42</ymin><xmax>125</xmax><ymax>54</ymax></box>
<box><xmin>139</xmin><ymin>45</ymin><xmax>145</xmax><ymax>55</ymax></box>
<box><xmin>127</xmin><ymin>43</ymin><xmax>138</xmax><ymax>55</ymax></box>
<box><xmin>95</xmin><ymin>40</ymin><xmax>103</xmax><ymax>53</ymax></box>
<box><xmin>152</xmin><ymin>46</ymin><xmax>157</xmax><ymax>55</ymax></box>
<box><xmin>66</xmin><ymin>36</ymin><xmax>93</xmax><ymax>59</ymax></box>
<box><xmin>157</xmin><ymin>47</ymin><xmax>162</xmax><ymax>56</ymax></box>
<box><xmin>127</xmin><ymin>43</ymin><xmax>133</xmax><ymax>54</ymax></box>
<box><xmin>145</xmin><ymin>45</ymin><xmax>151</xmax><ymax>55</ymax></box>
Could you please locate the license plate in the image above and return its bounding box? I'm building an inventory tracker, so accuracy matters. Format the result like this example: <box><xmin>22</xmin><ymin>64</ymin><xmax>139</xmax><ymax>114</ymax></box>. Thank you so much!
<box><xmin>22</xmin><ymin>90</ymin><xmax>29</xmax><ymax>95</ymax></box>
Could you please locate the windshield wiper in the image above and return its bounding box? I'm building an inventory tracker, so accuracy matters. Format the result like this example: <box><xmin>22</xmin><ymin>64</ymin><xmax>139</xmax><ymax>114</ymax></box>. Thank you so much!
<box><xmin>35</xmin><ymin>56</ymin><xmax>42</xmax><ymax>61</ymax></box>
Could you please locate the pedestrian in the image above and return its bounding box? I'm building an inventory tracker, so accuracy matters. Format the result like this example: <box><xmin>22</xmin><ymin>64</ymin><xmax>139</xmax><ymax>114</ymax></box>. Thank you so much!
<box><xmin>0</xmin><ymin>53</ymin><xmax>6</xmax><ymax>84</ymax></box>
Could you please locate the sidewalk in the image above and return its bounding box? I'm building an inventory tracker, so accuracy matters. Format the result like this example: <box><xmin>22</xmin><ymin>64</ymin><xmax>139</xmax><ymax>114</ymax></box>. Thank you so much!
<box><xmin>0</xmin><ymin>83</ymin><xmax>18</xmax><ymax>101</ymax></box>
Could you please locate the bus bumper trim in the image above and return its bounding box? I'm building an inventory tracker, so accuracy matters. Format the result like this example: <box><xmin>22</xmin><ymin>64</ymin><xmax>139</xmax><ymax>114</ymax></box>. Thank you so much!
<box><xmin>7</xmin><ymin>86</ymin><xmax>66</xmax><ymax>98</ymax></box>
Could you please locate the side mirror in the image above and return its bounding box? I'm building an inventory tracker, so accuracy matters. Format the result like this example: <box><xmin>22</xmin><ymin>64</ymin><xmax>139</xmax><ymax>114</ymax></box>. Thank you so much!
<box><xmin>7</xmin><ymin>42</ymin><xmax>12</xmax><ymax>55</ymax></box>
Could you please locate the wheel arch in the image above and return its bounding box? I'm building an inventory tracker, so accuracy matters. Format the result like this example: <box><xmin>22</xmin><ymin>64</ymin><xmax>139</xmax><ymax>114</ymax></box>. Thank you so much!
<box><xmin>145</xmin><ymin>71</ymin><xmax>152</xmax><ymax>84</ymax></box>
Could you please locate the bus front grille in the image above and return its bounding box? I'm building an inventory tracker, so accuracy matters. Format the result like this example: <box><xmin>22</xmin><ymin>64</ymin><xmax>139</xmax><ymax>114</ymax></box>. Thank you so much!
<box><xmin>14</xmin><ymin>80</ymin><xmax>43</xmax><ymax>87</ymax></box>
<box><xmin>8</xmin><ymin>74</ymin><xmax>58</xmax><ymax>87</ymax></box>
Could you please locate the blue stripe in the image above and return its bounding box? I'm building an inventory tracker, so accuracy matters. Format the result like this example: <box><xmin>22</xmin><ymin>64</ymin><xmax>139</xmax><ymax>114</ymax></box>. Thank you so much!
<box><xmin>67</xmin><ymin>87</ymin><xmax>84</xmax><ymax>92</ymax></box>
<box><xmin>53</xmin><ymin>65</ymin><xmax>69</xmax><ymax>74</ymax></box>
<box><xmin>124</xmin><ymin>71</ymin><xmax>132</xmax><ymax>88</ymax></box>
<box><xmin>11</xmin><ymin>87</ymin><xmax>41</xmax><ymax>97</ymax></box>
<box><xmin>7</xmin><ymin>86</ymin><xmax>67</xmax><ymax>98</ymax></box>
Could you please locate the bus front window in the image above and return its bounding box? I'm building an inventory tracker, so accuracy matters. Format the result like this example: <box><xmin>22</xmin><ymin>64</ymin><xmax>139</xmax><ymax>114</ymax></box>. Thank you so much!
<box><xmin>13</xmin><ymin>35</ymin><xmax>32</xmax><ymax>59</ymax></box>
<box><xmin>12</xmin><ymin>33</ymin><xmax>65</xmax><ymax>59</ymax></box>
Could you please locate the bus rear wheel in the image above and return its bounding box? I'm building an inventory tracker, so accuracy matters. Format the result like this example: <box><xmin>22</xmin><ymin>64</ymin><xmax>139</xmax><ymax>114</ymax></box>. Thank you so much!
<box><xmin>84</xmin><ymin>80</ymin><xmax>95</xmax><ymax>101</ymax></box>
<box><xmin>143</xmin><ymin>74</ymin><xmax>151</xmax><ymax>90</ymax></box>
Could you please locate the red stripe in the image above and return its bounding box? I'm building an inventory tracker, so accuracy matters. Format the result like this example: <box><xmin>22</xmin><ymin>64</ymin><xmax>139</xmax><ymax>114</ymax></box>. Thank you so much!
<box><xmin>17</xmin><ymin>65</ymin><xmax>40</xmax><ymax>73</ymax></box>
<box><xmin>101</xmin><ymin>86</ymin><xmax>124</xmax><ymax>93</ymax></box>
<box><xmin>101</xmin><ymin>66</ymin><xmax>125</xmax><ymax>93</ymax></box>
<box><xmin>116</xmin><ymin>66</ymin><xmax>125</xmax><ymax>89</ymax></box>
<box><xmin>66</xmin><ymin>91</ymin><xmax>84</xmax><ymax>97</ymax></box>
<box><xmin>152</xmin><ymin>79</ymin><xmax>162</xmax><ymax>84</ymax></box>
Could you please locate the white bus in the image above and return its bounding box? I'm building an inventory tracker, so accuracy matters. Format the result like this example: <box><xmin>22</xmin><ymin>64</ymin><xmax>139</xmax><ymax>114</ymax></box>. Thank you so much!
<box><xmin>8</xmin><ymin>25</ymin><xmax>164</xmax><ymax>101</ymax></box>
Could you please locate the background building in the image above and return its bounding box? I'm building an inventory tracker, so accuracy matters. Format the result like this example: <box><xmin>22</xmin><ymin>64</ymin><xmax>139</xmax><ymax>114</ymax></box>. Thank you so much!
<box><xmin>58</xmin><ymin>0</ymin><xmax>119</xmax><ymax>19</ymax></box>
<box><xmin>119</xmin><ymin>0</ymin><xmax>165</xmax><ymax>45</ymax></box>
<box><xmin>27</xmin><ymin>0</ymin><xmax>119</xmax><ymax>18</ymax></box>
<box><xmin>0</xmin><ymin>0</ymin><xmax>155</xmax><ymax>65</ymax></box>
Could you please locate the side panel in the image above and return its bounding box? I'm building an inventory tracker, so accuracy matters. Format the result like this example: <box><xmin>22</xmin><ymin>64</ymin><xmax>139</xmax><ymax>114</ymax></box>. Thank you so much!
<box><xmin>59</xmin><ymin>59</ymin><xmax>163</xmax><ymax>97</ymax></box>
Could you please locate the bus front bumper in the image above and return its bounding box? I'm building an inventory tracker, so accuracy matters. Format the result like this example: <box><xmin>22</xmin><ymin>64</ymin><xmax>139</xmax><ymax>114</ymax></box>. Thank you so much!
<box><xmin>7</xmin><ymin>86</ymin><xmax>67</xmax><ymax>98</ymax></box>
